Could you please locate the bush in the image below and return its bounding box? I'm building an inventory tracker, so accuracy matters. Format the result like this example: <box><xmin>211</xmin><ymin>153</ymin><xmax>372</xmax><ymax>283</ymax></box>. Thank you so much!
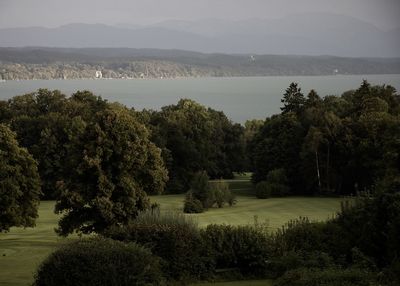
<box><xmin>273</xmin><ymin>267</ymin><xmax>376</xmax><ymax>286</ymax></box>
<box><xmin>255</xmin><ymin>181</ymin><xmax>270</xmax><ymax>198</ymax></box>
<box><xmin>266</xmin><ymin>182</ymin><xmax>290</xmax><ymax>197</ymax></box>
<box><xmin>190</xmin><ymin>171</ymin><xmax>211</xmax><ymax>208</ymax></box>
<box><xmin>104</xmin><ymin>210</ymin><xmax>214</xmax><ymax>282</ymax></box>
<box><xmin>274</xmin><ymin>217</ymin><xmax>328</xmax><ymax>254</ymax></box>
<box><xmin>183</xmin><ymin>191</ymin><xmax>204</xmax><ymax>213</ymax></box>
<box><xmin>255</xmin><ymin>169</ymin><xmax>289</xmax><ymax>199</ymax></box>
<box><xmin>267</xmin><ymin>251</ymin><xmax>335</xmax><ymax>278</ymax></box>
<box><xmin>201</xmin><ymin>224</ymin><xmax>272</xmax><ymax>277</ymax></box>
<box><xmin>184</xmin><ymin>175</ymin><xmax>237</xmax><ymax>211</ymax></box>
<box><xmin>34</xmin><ymin>238</ymin><xmax>164</xmax><ymax>286</ymax></box>
<box><xmin>210</xmin><ymin>180</ymin><xmax>237</xmax><ymax>208</ymax></box>
<box><xmin>333</xmin><ymin>189</ymin><xmax>400</xmax><ymax>268</ymax></box>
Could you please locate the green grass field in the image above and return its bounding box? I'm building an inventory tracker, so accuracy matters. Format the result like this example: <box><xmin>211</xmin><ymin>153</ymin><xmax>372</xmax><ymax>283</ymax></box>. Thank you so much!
<box><xmin>0</xmin><ymin>177</ymin><xmax>343</xmax><ymax>286</ymax></box>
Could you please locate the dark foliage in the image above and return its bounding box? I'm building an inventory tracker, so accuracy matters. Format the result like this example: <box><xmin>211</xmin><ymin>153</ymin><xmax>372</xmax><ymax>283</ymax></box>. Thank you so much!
<box><xmin>0</xmin><ymin>89</ymin><xmax>168</xmax><ymax>236</ymax></box>
<box><xmin>333</xmin><ymin>184</ymin><xmax>400</xmax><ymax>269</ymax></box>
<box><xmin>255</xmin><ymin>169</ymin><xmax>290</xmax><ymax>198</ymax></box>
<box><xmin>104</xmin><ymin>210</ymin><xmax>214</xmax><ymax>282</ymax></box>
<box><xmin>251</xmin><ymin>113</ymin><xmax>305</xmax><ymax>191</ymax></box>
<box><xmin>183</xmin><ymin>191</ymin><xmax>204</xmax><ymax>213</ymax></box>
<box><xmin>0</xmin><ymin>124</ymin><xmax>41</xmax><ymax>232</ymax></box>
<box><xmin>251</xmin><ymin>81</ymin><xmax>400</xmax><ymax>196</ymax></box>
<box><xmin>34</xmin><ymin>238</ymin><xmax>164</xmax><ymax>286</ymax></box>
<box><xmin>55</xmin><ymin>106</ymin><xmax>167</xmax><ymax>236</ymax></box>
<box><xmin>144</xmin><ymin>99</ymin><xmax>247</xmax><ymax>193</ymax></box>
<box><xmin>273</xmin><ymin>267</ymin><xmax>376</xmax><ymax>286</ymax></box>
<box><xmin>270</xmin><ymin>179</ymin><xmax>400</xmax><ymax>283</ymax></box>
<box><xmin>184</xmin><ymin>172</ymin><xmax>237</xmax><ymax>212</ymax></box>
<box><xmin>201</xmin><ymin>224</ymin><xmax>272</xmax><ymax>277</ymax></box>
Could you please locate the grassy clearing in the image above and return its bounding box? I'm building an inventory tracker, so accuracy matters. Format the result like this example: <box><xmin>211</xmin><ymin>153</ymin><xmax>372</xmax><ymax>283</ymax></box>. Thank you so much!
<box><xmin>0</xmin><ymin>201</ymin><xmax>64</xmax><ymax>286</ymax></box>
<box><xmin>152</xmin><ymin>194</ymin><xmax>341</xmax><ymax>229</ymax></box>
<box><xmin>0</xmin><ymin>176</ymin><xmax>343</xmax><ymax>286</ymax></box>
<box><xmin>151</xmin><ymin>177</ymin><xmax>341</xmax><ymax>229</ymax></box>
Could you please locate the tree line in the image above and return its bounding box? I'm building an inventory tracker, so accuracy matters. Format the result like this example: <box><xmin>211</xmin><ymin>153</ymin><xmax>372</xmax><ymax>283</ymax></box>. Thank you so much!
<box><xmin>250</xmin><ymin>81</ymin><xmax>400</xmax><ymax>196</ymax></box>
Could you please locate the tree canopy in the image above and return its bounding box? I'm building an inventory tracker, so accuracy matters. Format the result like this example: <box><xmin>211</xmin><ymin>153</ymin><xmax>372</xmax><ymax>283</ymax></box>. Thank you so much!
<box><xmin>53</xmin><ymin>104</ymin><xmax>168</xmax><ymax>236</ymax></box>
<box><xmin>0</xmin><ymin>90</ymin><xmax>168</xmax><ymax>235</ymax></box>
<box><xmin>143</xmin><ymin>99</ymin><xmax>246</xmax><ymax>193</ymax></box>
<box><xmin>251</xmin><ymin>81</ymin><xmax>400</xmax><ymax>195</ymax></box>
<box><xmin>0</xmin><ymin>124</ymin><xmax>41</xmax><ymax>232</ymax></box>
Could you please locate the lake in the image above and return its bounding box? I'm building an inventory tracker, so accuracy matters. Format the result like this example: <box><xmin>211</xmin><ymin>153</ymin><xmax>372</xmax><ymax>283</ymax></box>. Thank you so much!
<box><xmin>1</xmin><ymin>74</ymin><xmax>399</xmax><ymax>123</ymax></box>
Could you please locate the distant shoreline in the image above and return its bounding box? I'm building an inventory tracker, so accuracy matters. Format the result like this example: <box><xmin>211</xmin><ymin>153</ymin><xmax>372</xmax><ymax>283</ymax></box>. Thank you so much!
<box><xmin>1</xmin><ymin>48</ymin><xmax>400</xmax><ymax>81</ymax></box>
<box><xmin>2</xmin><ymin>73</ymin><xmax>400</xmax><ymax>82</ymax></box>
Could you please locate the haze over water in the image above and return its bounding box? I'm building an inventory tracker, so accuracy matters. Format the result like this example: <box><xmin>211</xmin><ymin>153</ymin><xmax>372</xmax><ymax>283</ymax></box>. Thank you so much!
<box><xmin>1</xmin><ymin>74</ymin><xmax>399</xmax><ymax>123</ymax></box>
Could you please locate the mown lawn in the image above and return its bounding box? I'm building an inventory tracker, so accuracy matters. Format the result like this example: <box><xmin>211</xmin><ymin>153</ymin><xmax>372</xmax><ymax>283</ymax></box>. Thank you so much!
<box><xmin>151</xmin><ymin>178</ymin><xmax>341</xmax><ymax>229</ymax></box>
<box><xmin>0</xmin><ymin>177</ymin><xmax>343</xmax><ymax>286</ymax></box>
<box><xmin>0</xmin><ymin>201</ymin><xmax>64</xmax><ymax>286</ymax></box>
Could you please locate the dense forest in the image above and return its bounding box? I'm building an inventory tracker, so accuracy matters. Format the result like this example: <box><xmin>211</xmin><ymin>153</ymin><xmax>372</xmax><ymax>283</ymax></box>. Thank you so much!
<box><xmin>2</xmin><ymin>81</ymin><xmax>398</xmax><ymax>199</ymax></box>
<box><xmin>1</xmin><ymin>80</ymin><xmax>399</xmax><ymax>201</ymax></box>
<box><xmin>1</xmin><ymin>47</ymin><xmax>400</xmax><ymax>79</ymax></box>
<box><xmin>1</xmin><ymin>81</ymin><xmax>399</xmax><ymax>285</ymax></box>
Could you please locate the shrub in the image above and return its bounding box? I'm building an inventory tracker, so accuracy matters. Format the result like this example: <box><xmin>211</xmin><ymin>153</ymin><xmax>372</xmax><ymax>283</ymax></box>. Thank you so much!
<box><xmin>104</xmin><ymin>210</ymin><xmax>214</xmax><ymax>282</ymax></box>
<box><xmin>183</xmin><ymin>191</ymin><xmax>204</xmax><ymax>213</ymax></box>
<box><xmin>34</xmin><ymin>238</ymin><xmax>164</xmax><ymax>286</ymax></box>
<box><xmin>273</xmin><ymin>217</ymin><xmax>328</xmax><ymax>254</ymax></box>
<box><xmin>255</xmin><ymin>169</ymin><xmax>289</xmax><ymax>199</ymax></box>
<box><xmin>267</xmin><ymin>168</ymin><xmax>288</xmax><ymax>185</ymax></box>
<box><xmin>333</xmin><ymin>189</ymin><xmax>400</xmax><ymax>268</ymax></box>
<box><xmin>185</xmin><ymin>175</ymin><xmax>237</xmax><ymax>211</ymax></box>
<box><xmin>190</xmin><ymin>171</ymin><xmax>211</xmax><ymax>208</ymax></box>
<box><xmin>210</xmin><ymin>180</ymin><xmax>237</xmax><ymax>208</ymax></box>
<box><xmin>267</xmin><ymin>251</ymin><xmax>335</xmax><ymax>278</ymax></box>
<box><xmin>273</xmin><ymin>267</ymin><xmax>376</xmax><ymax>286</ymax></box>
<box><xmin>255</xmin><ymin>181</ymin><xmax>270</xmax><ymax>199</ymax></box>
<box><xmin>201</xmin><ymin>224</ymin><xmax>272</xmax><ymax>277</ymax></box>
<box><xmin>266</xmin><ymin>182</ymin><xmax>290</xmax><ymax>197</ymax></box>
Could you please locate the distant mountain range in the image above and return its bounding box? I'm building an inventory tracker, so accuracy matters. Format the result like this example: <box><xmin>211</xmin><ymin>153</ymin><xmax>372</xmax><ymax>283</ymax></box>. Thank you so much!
<box><xmin>1</xmin><ymin>47</ymin><xmax>400</xmax><ymax>80</ymax></box>
<box><xmin>1</xmin><ymin>13</ymin><xmax>399</xmax><ymax>57</ymax></box>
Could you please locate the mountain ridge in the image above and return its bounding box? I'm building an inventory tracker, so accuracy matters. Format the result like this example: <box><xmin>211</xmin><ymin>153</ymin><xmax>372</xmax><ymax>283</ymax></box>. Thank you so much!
<box><xmin>1</xmin><ymin>13</ymin><xmax>399</xmax><ymax>57</ymax></box>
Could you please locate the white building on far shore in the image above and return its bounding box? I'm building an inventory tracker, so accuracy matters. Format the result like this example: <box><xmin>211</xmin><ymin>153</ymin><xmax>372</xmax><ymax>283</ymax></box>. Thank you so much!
<box><xmin>95</xmin><ymin>70</ymin><xmax>102</xmax><ymax>78</ymax></box>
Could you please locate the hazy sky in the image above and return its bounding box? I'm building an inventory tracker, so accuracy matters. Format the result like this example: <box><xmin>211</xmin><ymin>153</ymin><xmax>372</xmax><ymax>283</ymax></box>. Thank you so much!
<box><xmin>0</xmin><ymin>0</ymin><xmax>399</xmax><ymax>30</ymax></box>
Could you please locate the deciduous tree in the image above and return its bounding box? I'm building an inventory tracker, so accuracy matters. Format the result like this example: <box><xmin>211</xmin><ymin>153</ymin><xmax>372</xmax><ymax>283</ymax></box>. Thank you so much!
<box><xmin>0</xmin><ymin>124</ymin><xmax>41</xmax><ymax>232</ymax></box>
<box><xmin>55</xmin><ymin>107</ymin><xmax>168</xmax><ymax>236</ymax></box>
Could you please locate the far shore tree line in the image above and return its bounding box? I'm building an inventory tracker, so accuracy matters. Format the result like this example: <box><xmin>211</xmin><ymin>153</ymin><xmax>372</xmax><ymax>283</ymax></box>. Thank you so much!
<box><xmin>0</xmin><ymin>80</ymin><xmax>399</xmax><ymax>233</ymax></box>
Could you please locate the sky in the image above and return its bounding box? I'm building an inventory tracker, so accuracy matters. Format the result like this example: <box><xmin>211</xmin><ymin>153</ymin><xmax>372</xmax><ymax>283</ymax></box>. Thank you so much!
<box><xmin>0</xmin><ymin>0</ymin><xmax>399</xmax><ymax>30</ymax></box>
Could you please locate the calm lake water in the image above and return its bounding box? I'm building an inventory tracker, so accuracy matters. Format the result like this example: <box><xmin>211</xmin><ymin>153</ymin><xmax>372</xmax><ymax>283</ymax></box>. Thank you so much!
<box><xmin>1</xmin><ymin>74</ymin><xmax>399</xmax><ymax>123</ymax></box>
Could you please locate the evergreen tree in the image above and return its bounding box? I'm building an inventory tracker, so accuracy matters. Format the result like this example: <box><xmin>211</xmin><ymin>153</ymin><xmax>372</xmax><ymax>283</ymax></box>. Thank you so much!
<box><xmin>281</xmin><ymin>82</ymin><xmax>306</xmax><ymax>114</ymax></box>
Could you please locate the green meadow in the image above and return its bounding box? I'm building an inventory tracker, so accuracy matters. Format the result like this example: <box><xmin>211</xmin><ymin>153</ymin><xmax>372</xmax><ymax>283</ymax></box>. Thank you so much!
<box><xmin>0</xmin><ymin>177</ymin><xmax>343</xmax><ymax>286</ymax></box>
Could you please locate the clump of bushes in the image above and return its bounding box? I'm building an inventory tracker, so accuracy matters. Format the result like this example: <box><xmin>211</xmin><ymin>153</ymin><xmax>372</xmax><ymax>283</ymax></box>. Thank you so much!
<box><xmin>256</xmin><ymin>168</ymin><xmax>289</xmax><ymax>199</ymax></box>
<box><xmin>273</xmin><ymin>217</ymin><xmax>329</xmax><ymax>254</ymax></box>
<box><xmin>269</xmin><ymin>184</ymin><xmax>400</xmax><ymax>285</ymax></box>
<box><xmin>211</xmin><ymin>180</ymin><xmax>237</xmax><ymax>208</ymax></box>
<box><xmin>183</xmin><ymin>191</ymin><xmax>204</xmax><ymax>213</ymax></box>
<box><xmin>104</xmin><ymin>209</ymin><xmax>214</xmax><ymax>282</ymax></box>
<box><xmin>201</xmin><ymin>224</ymin><xmax>272</xmax><ymax>277</ymax></box>
<box><xmin>183</xmin><ymin>171</ymin><xmax>236</xmax><ymax>213</ymax></box>
<box><xmin>183</xmin><ymin>171</ymin><xmax>211</xmax><ymax>213</ymax></box>
<box><xmin>34</xmin><ymin>238</ymin><xmax>164</xmax><ymax>286</ymax></box>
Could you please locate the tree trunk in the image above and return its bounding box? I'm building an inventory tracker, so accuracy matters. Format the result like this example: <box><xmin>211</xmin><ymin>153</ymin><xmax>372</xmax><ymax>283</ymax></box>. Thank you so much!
<box><xmin>315</xmin><ymin>150</ymin><xmax>322</xmax><ymax>193</ymax></box>
<box><xmin>326</xmin><ymin>143</ymin><xmax>330</xmax><ymax>193</ymax></box>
